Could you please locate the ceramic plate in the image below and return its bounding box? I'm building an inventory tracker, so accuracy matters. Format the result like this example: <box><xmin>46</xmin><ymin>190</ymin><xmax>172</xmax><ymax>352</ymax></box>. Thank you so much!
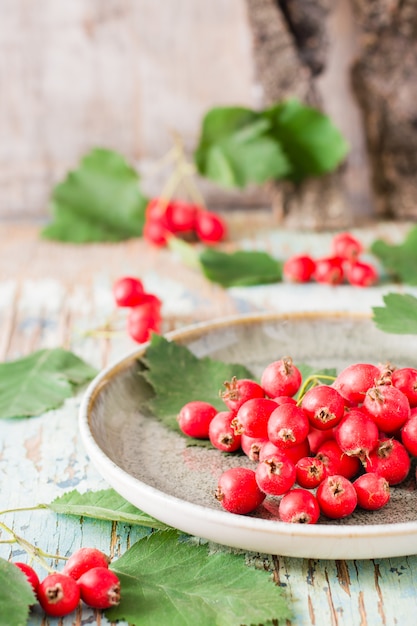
<box><xmin>79</xmin><ymin>312</ymin><xmax>417</xmax><ymax>560</ymax></box>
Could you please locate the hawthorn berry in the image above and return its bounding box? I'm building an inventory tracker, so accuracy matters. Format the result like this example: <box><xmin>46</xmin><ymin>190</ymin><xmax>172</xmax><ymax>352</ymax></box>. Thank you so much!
<box><xmin>260</xmin><ymin>357</ymin><xmax>302</xmax><ymax>398</ymax></box>
<box><xmin>365</xmin><ymin>438</ymin><xmax>411</xmax><ymax>485</ymax></box>
<box><xmin>126</xmin><ymin>301</ymin><xmax>162</xmax><ymax>343</ymax></box>
<box><xmin>267</xmin><ymin>403</ymin><xmax>309</xmax><ymax>449</ymax></box>
<box><xmin>300</xmin><ymin>385</ymin><xmax>345</xmax><ymax>431</ymax></box>
<box><xmin>37</xmin><ymin>572</ymin><xmax>80</xmax><ymax>617</ymax></box>
<box><xmin>313</xmin><ymin>256</ymin><xmax>344</xmax><ymax>285</ymax></box>
<box><xmin>255</xmin><ymin>453</ymin><xmax>296</xmax><ymax>496</ymax></box>
<box><xmin>195</xmin><ymin>210</ymin><xmax>227</xmax><ymax>244</ymax></box>
<box><xmin>278</xmin><ymin>488</ymin><xmax>320</xmax><ymax>524</ymax></box>
<box><xmin>331</xmin><ymin>232</ymin><xmax>363</xmax><ymax>261</ymax></box>
<box><xmin>220</xmin><ymin>376</ymin><xmax>265</xmax><ymax>412</ymax></box>
<box><xmin>392</xmin><ymin>367</ymin><xmax>417</xmax><ymax>407</ymax></box>
<box><xmin>316</xmin><ymin>475</ymin><xmax>358</xmax><ymax>519</ymax></box>
<box><xmin>232</xmin><ymin>397</ymin><xmax>278</xmax><ymax>439</ymax></box>
<box><xmin>177</xmin><ymin>400</ymin><xmax>218</xmax><ymax>439</ymax></box>
<box><xmin>14</xmin><ymin>562</ymin><xmax>40</xmax><ymax>592</ymax></box>
<box><xmin>240</xmin><ymin>434</ymin><xmax>268</xmax><ymax>461</ymax></box>
<box><xmin>363</xmin><ymin>385</ymin><xmax>410</xmax><ymax>434</ymax></box>
<box><xmin>62</xmin><ymin>547</ymin><xmax>110</xmax><ymax>580</ymax></box>
<box><xmin>333</xmin><ymin>362</ymin><xmax>380</xmax><ymax>405</ymax></box>
<box><xmin>259</xmin><ymin>438</ymin><xmax>310</xmax><ymax>464</ymax></box>
<box><xmin>401</xmin><ymin>412</ymin><xmax>417</xmax><ymax>456</ymax></box>
<box><xmin>353</xmin><ymin>473</ymin><xmax>390</xmax><ymax>511</ymax></box>
<box><xmin>345</xmin><ymin>260</ymin><xmax>378</xmax><ymax>287</ymax></box>
<box><xmin>215</xmin><ymin>467</ymin><xmax>265</xmax><ymax>514</ymax></box>
<box><xmin>334</xmin><ymin>409</ymin><xmax>379</xmax><ymax>462</ymax></box>
<box><xmin>208</xmin><ymin>410</ymin><xmax>242</xmax><ymax>452</ymax></box>
<box><xmin>78</xmin><ymin>566</ymin><xmax>121</xmax><ymax>609</ymax></box>
<box><xmin>295</xmin><ymin>456</ymin><xmax>327</xmax><ymax>489</ymax></box>
<box><xmin>283</xmin><ymin>254</ymin><xmax>316</xmax><ymax>283</ymax></box>
<box><xmin>316</xmin><ymin>439</ymin><xmax>361</xmax><ymax>480</ymax></box>
<box><xmin>113</xmin><ymin>276</ymin><xmax>145</xmax><ymax>308</ymax></box>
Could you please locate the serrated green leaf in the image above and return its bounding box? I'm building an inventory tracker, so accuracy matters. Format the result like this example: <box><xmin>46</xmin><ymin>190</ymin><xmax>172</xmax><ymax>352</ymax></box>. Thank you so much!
<box><xmin>370</xmin><ymin>227</ymin><xmax>417</xmax><ymax>285</ymax></box>
<box><xmin>0</xmin><ymin>559</ymin><xmax>36</xmax><ymax>626</ymax></box>
<box><xmin>372</xmin><ymin>293</ymin><xmax>417</xmax><ymax>334</ymax></box>
<box><xmin>107</xmin><ymin>530</ymin><xmax>292</xmax><ymax>626</ymax></box>
<box><xmin>48</xmin><ymin>488</ymin><xmax>171</xmax><ymax>530</ymax></box>
<box><xmin>199</xmin><ymin>248</ymin><xmax>282</xmax><ymax>287</ymax></box>
<box><xmin>195</xmin><ymin>107</ymin><xmax>291</xmax><ymax>188</ymax></box>
<box><xmin>264</xmin><ymin>99</ymin><xmax>349</xmax><ymax>181</ymax></box>
<box><xmin>41</xmin><ymin>148</ymin><xmax>147</xmax><ymax>243</ymax></box>
<box><xmin>0</xmin><ymin>348</ymin><xmax>98</xmax><ymax>419</ymax></box>
<box><xmin>138</xmin><ymin>334</ymin><xmax>253</xmax><ymax>432</ymax></box>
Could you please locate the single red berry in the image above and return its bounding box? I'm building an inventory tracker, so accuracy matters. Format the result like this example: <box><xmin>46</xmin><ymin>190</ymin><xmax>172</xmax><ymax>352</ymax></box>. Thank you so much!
<box><xmin>345</xmin><ymin>261</ymin><xmax>378</xmax><ymax>287</ymax></box>
<box><xmin>37</xmin><ymin>572</ymin><xmax>80</xmax><ymax>617</ymax></box>
<box><xmin>353</xmin><ymin>473</ymin><xmax>390</xmax><ymax>510</ymax></box>
<box><xmin>208</xmin><ymin>410</ymin><xmax>242</xmax><ymax>452</ymax></box>
<box><xmin>316</xmin><ymin>439</ymin><xmax>361</xmax><ymax>480</ymax></box>
<box><xmin>215</xmin><ymin>467</ymin><xmax>265</xmax><ymax>514</ymax></box>
<box><xmin>177</xmin><ymin>400</ymin><xmax>218</xmax><ymax>439</ymax></box>
<box><xmin>62</xmin><ymin>547</ymin><xmax>110</xmax><ymax>580</ymax></box>
<box><xmin>220</xmin><ymin>376</ymin><xmax>265</xmax><ymax>412</ymax></box>
<box><xmin>143</xmin><ymin>201</ymin><xmax>173</xmax><ymax>245</ymax></box>
<box><xmin>316</xmin><ymin>475</ymin><xmax>358</xmax><ymax>519</ymax></box>
<box><xmin>334</xmin><ymin>409</ymin><xmax>379</xmax><ymax>462</ymax></box>
<box><xmin>165</xmin><ymin>199</ymin><xmax>199</xmax><ymax>233</ymax></box>
<box><xmin>232</xmin><ymin>397</ymin><xmax>278</xmax><ymax>439</ymax></box>
<box><xmin>401</xmin><ymin>412</ymin><xmax>417</xmax><ymax>456</ymax></box>
<box><xmin>331</xmin><ymin>232</ymin><xmax>363</xmax><ymax>261</ymax></box>
<box><xmin>112</xmin><ymin>276</ymin><xmax>145</xmax><ymax>307</ymax></box>
<box><xmin>363</xmin><ymin>385</ymin><xmax>410</xmax><ymax>434</ymax></box>
<box><xmin>333</xmin><ymin>362</ymin><xmax>380</xmax><ymax>405</ymax></box>
<box><xmin>78</xmin><ymin>567</ymin><xmax>121</xmax><ymax>609</ymax></box>
<box><xmin>295</xmin><ymin>456</ymin><xmax>327</xmax><ymax>489</ymax></box>
<box><xmin>365</xmin><ymin>438</ymin><xmax>411</xmax><ymax>485</ymax></box>
<box><xmin>240</xmin><ymin>434</ymin><xmax>268</xmax><ymax>461</ymax></box>
<box><xmin>313</xmin><ymin>256</ymin><xmax>344</xmax><ymax>285</ymax></box>
<box><xmin>283</xmin><ymin>254</ymin><xmax>316</xmax><ymax>283</ymax></box>
<box><xmin>392</xmin><ymin>367</ymin><xmax>417</xmax><ymax>407</ymax></box>
<box><xmin>195</xmin><ymin>210</ymin><xmax>226</xmax><ymax>244</ymax></box>
<box><xmin>14</xmin><ymin>562</ymin><xmax>40</xmax><ymax>592</ymax></box>
<box><xmin>278</xmin><ymin>488</ymin><xmax>320</xmax><ymax>524</ymax></box>
<box><xmin>255</xmin><ymin>453</ymin><xmax>296</xmax><ymax>496</ymax></box>
<box><xmin>267</xmin><ymin>403</ymin><xmax>309</xmax><ymax>449</ymax></box>
<box><xmin>301</xmin><ymin>385</ymin><xmax>345</xmax><ymax>431</ymax></box>
<box><xmin>126</xmin><ymin>303</ymin><xmax>162</xmax><ymax>343</ymax></box>
<box><xmin>260</xmin><ymin>357</ymin><xmax>302</xmax><ymax>398</ymax></box>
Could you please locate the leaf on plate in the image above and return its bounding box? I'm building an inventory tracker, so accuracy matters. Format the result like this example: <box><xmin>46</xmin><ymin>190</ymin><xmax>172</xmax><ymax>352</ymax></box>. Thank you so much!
<box><xmin>47</xmin><ymin>488</ymin><xmax>171</xmax><ymax>530</ymax></box>
<box><xmin>264</xmin><ymin>99</ymin><xmax>349</xmax><ymax>182</ymax></box>
<box><xmin>41</xmin><ymin>148</ymin><xmax>148</xmax><ymax>243</ymax></box>
<box><xmin>372</xmin><ymin>293</ymin><xmax>417</xmax><ymax>335</ymax></box>
<box><xmin>138</xmin><ymin>334</ymin><xmax>254</xmax><ymax>432</ymax></box>
<box><xmin>0</xmin><ymin>558</ymin><xmax>37</xmax><ymax>626</ymax></box>
<box><xmin>0</xmin><ymin>348</ymin><xmax>98</xmax><ymax>419</ymax></box>
<box><xmin>194</xmin><ymin>106</ymin><xmax>291</xmax><ymax>188</ymax></box>
<box><xmin>199</xmin><ymin>248</ymin><xmax>282</xmax><ymax>287</ymax></box>
<box><xmin>370</xmin><ymin>226</ymin><xmax>417</xmax><ymax>285</ymax></box>
<box><xmin>107</xmin><ymin>530</ymin><xmax>292</xmax><ymax>626</ymax></box>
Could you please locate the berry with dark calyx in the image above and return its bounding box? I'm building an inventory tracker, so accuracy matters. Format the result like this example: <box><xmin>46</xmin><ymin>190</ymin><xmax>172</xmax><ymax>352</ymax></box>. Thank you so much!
<box><xmin>220</xmin><ymin>376</ymin><xmax>265</xmax><ymax>412</ymax></box>
<box><xmin>316</xmin><ymin>475</ymin><xmax>358</xmax><ymax>519</ymax></box>
<box><xmin>215</xmin><ymin>467</ymin><xmax>265</xmax><ymax>514</ymax></box>
<box><xmin>37</xmin><ymin>572</ymin><xmax>80</xmax><ymax>617</ymax></box>
<box><xmin>14</xmin><ymin>562</ymin><xmax>40</xmax><ymax>592</ymax></box>
<box><xmin>316</xmin><ymin>439</ymin><xmax>361</xmax><ymax>480</ymax></box>
<box><xmin>353</xmin><ymin>473</ymin><xmax>390</xmax><ymax>510</ymax></box>
<box><xmin>392</xmin><ymin>367</ymin><xmax>417</xmax><ymax>407</ymax></box>
<box><xmin>255</xmin><ymin>453</ymin><xmax>296</xmax><ymax>496</ymax></box>
<box><xmin>240</xmin><ymin>434</ymin><xmax>268</xmax><ymax>462</ymax></box>
<box><xmin>331</xmin><ymin>232</ymin><xmax>363</xmax><ymax>261</ymax></box>
<box><xmin>232</xmin><ymin>397</ymin><xmax>278</xmax><ymax>439</ymax></box>
<box><xmin>267</xmin><ymin>403</ymin><xmax>309</xmax><ymax>449</ymax></box>
<box><xmin>208</xmin><ymin>411</ymin><xmax>242</xmax><ymax>452</ymax></box>
<box><xmin>278</xmin><ymin>489</ymin><xmax>320</xmax><ymax>524</ymax></box>
<box><xmin>313</xmin><ymin>256</ymin><xmax>344</xmax><ymax>285</ymax></box>
<box><xmin>195</xmin><ymin>210</ymin><xmax>227</xmax><ymax>244</ymax></box>
<box><xmin>345</xmin><ymin>260</ymin><xmax>378</xmax><ymax>287</ymax></box>
<box><xmin>333</xmin><ymin>362</ymin><xmax>380</xmax><ymax>405</ymax></box>
<box><xmin>301</xmin><ymin>385</ymin><xmax>345</xmax><ymax>431</ymax></box>
<box><xmin>177</xmin><ymin>401</ymin><xmax>217</xmax><ymax>439</ymax></box>
<box><xmin>295</xmin><ymin>456</ymin><xmax>327</xmax><ymax>489</ymax></box>
<box><xmin>365</xmin><ymin>438</ymin><xmax>411</xmax><ymax>485</ymax></box>
<box><xmin>334</xmin><ymin>409</ymin><xmax>379</xmax><ymax>462</ymax></box>
<box><xmin>363</xmin><ymin>385</ymin><xmax>410</xmax><ymax>434</ymax></box>
<box><xmin>113</xmin><ymin>276</ymin><xmax>145</xmax><ymax>307</ymax></box>
<box><xmin>62</xmin><ymin>547</ymin><xmax>110</xmax><ymax>580</ymax></box>
<box><xmin>260</xmin><ymin>357</ymin><xmax>302</xmax><ymax>398</ymax></box>
<box><xmin>78</xmin><ymin>567</ymin><xmax>121</xmax><ymax>609</ymax></box>
<box><xmin>283</xmin><ymin>254</ymin><xmax>316</xmax><ymax>283</ymax></box>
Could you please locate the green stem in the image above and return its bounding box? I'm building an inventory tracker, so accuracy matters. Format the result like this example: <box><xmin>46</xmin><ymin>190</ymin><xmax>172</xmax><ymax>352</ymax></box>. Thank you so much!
<box><xmin>296</xmin><ymin>374</ymin><xmax>337</xmax><ymax>404</ymax></box>
<box><xmin>0</xmin><ymin>504</ymin><xmax>47</xmax><ymax>516</ymax></box>
<box><xmin>0</xmin><ymin>520</ymin><xmax>66</xmax><ymax>573</ymax></box>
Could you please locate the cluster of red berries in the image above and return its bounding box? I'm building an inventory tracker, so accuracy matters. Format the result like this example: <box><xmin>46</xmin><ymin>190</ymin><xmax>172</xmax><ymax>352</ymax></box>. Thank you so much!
<box><xmin>283</xmin><ymin>231</ymin><xmax>379</xmax><ymax>287</ymax></box>
<box><xmin>112</xmin><ymin>275</ymin><xmax>162</xmax><ymax>343</ymax></box>
<box><xmin>177</xmin><ymin>358</ymin><xmax>417</xmax><ymax>523</ymax></box>
<box><xmin>14</xmin><ymin>547</ymin><xmax>120</xmax><ymax>617</ymax></box>
<box><xmin>143</xmin><ymin>197</ymin><xmax>227</xmax><ymax>247</ymax></box>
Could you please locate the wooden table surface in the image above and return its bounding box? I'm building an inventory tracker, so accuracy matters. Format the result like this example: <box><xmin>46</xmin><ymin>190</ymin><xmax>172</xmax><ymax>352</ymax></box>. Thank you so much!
<box><xmin>1</xmin><ymin>215</ymin><xmax>417</xmax><ymax>626</ymax></box>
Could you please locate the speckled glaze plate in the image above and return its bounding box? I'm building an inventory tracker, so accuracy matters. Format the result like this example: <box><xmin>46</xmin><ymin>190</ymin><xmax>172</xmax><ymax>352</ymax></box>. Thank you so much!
<box><xmin>79</xmin><ymin>312</ymin><xmax>417</xmax><ymax>559</ymax></box>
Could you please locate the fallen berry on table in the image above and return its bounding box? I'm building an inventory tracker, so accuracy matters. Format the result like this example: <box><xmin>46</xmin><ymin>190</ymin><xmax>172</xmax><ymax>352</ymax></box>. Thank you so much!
<box><xmin>283</xmin><ymin>254</ymin><xmax>316</xmax><ymax>283</ymax></box>
<box><xmin>331</xmin><ymin>232</ymin><xmax>363</xmax><ymax>261</ymax></box>
<box><xmin>313</xmin><ymin>256</ymin><xmax>345</xmax><ymax>285</ymax></box>
<box><xmin>14</xmin><ymin>562</ymin><xmax>40</xmax><ymax>592</ymax></box>
<box><xmin>37</xmin><ymin>572</ymin><xmax>80</xmax><ymax>617</ymax></box>
<box><xmin>195</xmin><ymin>210</ymin><xmax>227</xmax><ymax>244</ymax></box>
<box><xmin>344</xmin><ymin>260</ymin><xmax>379</xmax><ymax>287</ymax></box>
<box><xmin>62</xmin><ymin>547</ymin><xmax>110</xmax><ymax>580</ymax></box>
<box><xmin>113</xmin><ymin>276</ymin><xmax>145</xmax><ymax>308</ymax></box>
<box><xmin>78</xmin><ymin>566</ymin><xmax>121</xmax><ymax>609</ymax></box>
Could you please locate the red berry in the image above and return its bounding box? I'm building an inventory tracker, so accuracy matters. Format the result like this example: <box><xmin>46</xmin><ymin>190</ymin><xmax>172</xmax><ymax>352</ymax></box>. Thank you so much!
<box><xmin>316</xmin><ymin>475</ymin><xmax>358</xmax><ymax>519</ymax></box>
<box><xmin>313</xmin><ymin>256</ymin><xmax>344</xmax><ymax>285</ymax></box>
<box><xmin>195</xmin><ymin>210</ymin><xmax>226</xmax><ymax>244</ymax></box>
<box><xmin>267</xmin><ymin>403</ymin><xmax>309</xmax><ymax>449</ymax></box>
<box><xmin>333</xmin><ymin>363</ymin><xmax>380</xmax><ymax>405</ymax></box>
<box><xmin>301</xmin><ymin>385</ymin><xmax>345</xmax><ymax>430</ymax></box>
<box><xmin>331</xmin><ymin>232</ymin><xmax>363</xmax><ymax>261</ymax></box>
<box><xmin>255</xmin><ymin>453</ymin><xmax>296</xmax><ymax>496</ymax></box>
<box><xmin>316</xmin><ymin>439</ymin><xmax>361</xmax><ymax>480</ymax></box>
<box><xmin>307</xmin><ymin>426</ymin><xmax>335</xmax><ymax>455</ymax></box>
<box><xmin>240</xmin><ymin>434</ymin><xmax>268</xmax><ymax>461</ymax></box>
<box><xmin>353</xmin><ymin>473</ymin><xmax>390</xmax><ymax>510</ymax></box>
<box><xmin>166</xmin><ymin>200</ymin><xmax>199</xmax><ymax>232</ymax></box>
<box><xmin>177</xmin><ymin>400</ymin><xmax>217</xmax><ymax>439</ymax></box>
<box><xmin>215</xmin><ymin>467</ymin><xmax>265</xmax><ymax>514</ymax></box>
<box><xmin>62</xmin><ymin>547</ymin><xmax>110</xmax><ymax>580</ymax></box>
<box><xmin>365</xmin><ymin>438</ymin><xmax>411</xmax><ymax>485</ymax></box>
<box><xmin>345</xmin><ymin>261</ymin><xmax>378</xmax><ymax>287</ymax></box>
<box><xmin>334</xmin><ymin>409</ymin><xmax>379</xmax><ymax>461</ymax></box>
<box><xmin>295</xmin><ymin>456</ymin><xmax>327</xmax><ymax>489</ymax></box>
<box><xmin>14</xmin><ymin>562</ymin><xmax>40</xmax><ymax>592</ymax></box>
<box><xmin>220</xmin><ymin>376</ymin><xmax>265</xmax><ymax>412</ymax></box>
<box><xmin>283</xmin><ymin>254</ymin><xmax>316</xmax><ymax>283</ymax></box>
<box><xmin>208</xmin><ymin>410</ymin><xmax>242</xmax><ymax>452</ymax></box>
<box><xmin>363</xmin><ymin>385</ymin><xmax>410</xmax><ymax>434</ymax></box>
<box><xmin>37</xmin><ymin>573</ymin><xmax>80</xmax><ymax>617</ymax></box>
<box><xmin>259</xmin><ymin>438</ymin><xmax>310</xmax><ymax>464</ymax></box>
<box><xmin>392</xmin><ymin>367</ymin><xmax>417</xmax><ymax>407</ymax></box>
<box><xmin>143</xmin><ymin>217</ymin><xmax>172</xmax><ymax>246</ymax></box>
<box><xmin>232</xmin><ymin>397</ymin><xmax>278</xmax><ymax>438</ymax></box>
<box><xmin>278</xmin><ymin>488</ymin><xmax>320</xmax><ymax>524</ymax></box>
<box><xmin>113</xmin><ymin>276</ymin><xmax>145</xmax><ymax>308</ymax></box>
<box><xmin>260</xmin><ymin>357</ymin><xmax>302</xmax><ymax>398</ymax></box>
<box><xmin>78</xmin><ymin>567</ymin><xmax>121</xmax><ymax>609</ymax></box>
<box><xmin>126</xmin><ymin>302</ymin><xmax>161</xmax><ymax>343</ymax></box>
<box><xmin>401</xmin><ymin>412</ymin><xmax>417</xmax><ymax>456</ymax></box>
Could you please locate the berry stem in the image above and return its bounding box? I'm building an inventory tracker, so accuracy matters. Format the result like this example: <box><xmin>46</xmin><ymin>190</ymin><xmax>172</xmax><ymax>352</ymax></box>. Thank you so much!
<box><xmin>0</xmin><ymin>520</ymin><xmax>66</xmax><ymax>573</ymax></box>
<box><xmin>297</xmin><ymin>374</ymin><xmax>337</xmax><ymax>403</ymax></box>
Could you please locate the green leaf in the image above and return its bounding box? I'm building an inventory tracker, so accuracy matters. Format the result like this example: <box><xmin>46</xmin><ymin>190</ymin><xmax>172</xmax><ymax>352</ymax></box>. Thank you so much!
<box><xmin>139</xmin><ymin>334</ymin><xmax>253</xmax><ymax>432</ymax></box>
<box><xmin>48</xmin><ymin>488</ymin><xmax>171</xmax><ymax>530</ymax></box>
<box><xmin>0</xmin><ymin>559</ymin><xmax>36</xmax><ymax>626</ymax></box>
<box><xmin>370</xmin><ymin>226</ymin><xmax>417</xmax><ymax>285</ymax></box>
<box><xmin>0</xmin><ymin>348</ymin><xmax>98</xmax><ymax>419</ymax></box>
<box><xmin>107</xmin><ymin>530</ymin><xmax>292</xmax><ymax>626</ymax></box>
<box><xmin>41</xmin><ymin>148</ymin><xmax>148</xmax><ymax>243</ymax></box>
<box><xmin>199</xmin><ymin>248</ymin><xmax>282</xmax><ymax>287</ymax></box>
<box><xmin>264</xmin><ymin>99</ymin><xmax>349</xmax><ymax>182</ymax></box>
<box><xmin>195</xmin><ymin>107</ymin><xmax>291</xmax><ymax>188</ymax></box>
<box><xmin>372</xmin><ymin>293</ymin><xmax>417</xmax><ymax>334</ymax></box>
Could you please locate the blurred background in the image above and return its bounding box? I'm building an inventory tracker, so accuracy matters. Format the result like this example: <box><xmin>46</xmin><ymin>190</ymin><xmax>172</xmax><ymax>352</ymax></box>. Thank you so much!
<box><xmin>1</xmin><ymin>0</ymin><xmax>416</xmax><ymax>229</ymax></box>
